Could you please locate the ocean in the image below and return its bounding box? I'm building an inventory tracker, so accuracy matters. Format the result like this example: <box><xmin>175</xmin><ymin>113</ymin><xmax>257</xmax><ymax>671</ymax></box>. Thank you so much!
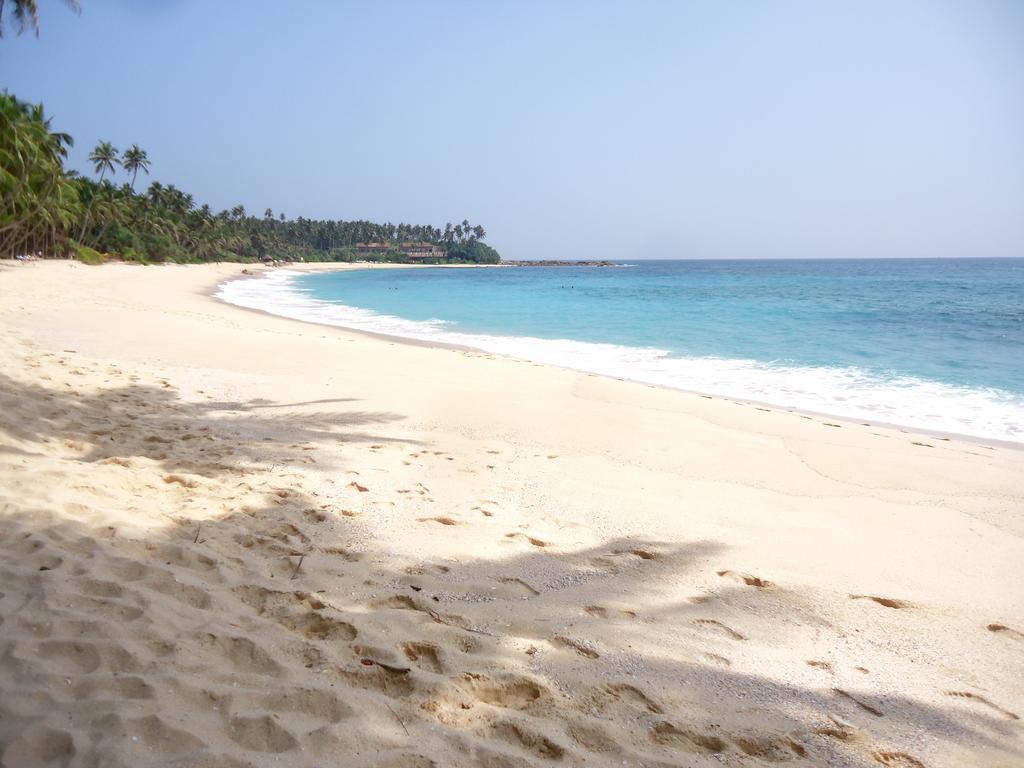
<box><xmin>217</xmin><ymin>258</ymin><xmax>1024</xmax><ymax>444</ymax></box>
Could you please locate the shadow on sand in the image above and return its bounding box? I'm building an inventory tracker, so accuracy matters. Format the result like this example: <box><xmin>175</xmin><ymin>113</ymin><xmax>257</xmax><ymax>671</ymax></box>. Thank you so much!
<box><xmin>0</xmin><ymin>366</ymin><xmax>1019</xmax><ymax>768</ymax></box>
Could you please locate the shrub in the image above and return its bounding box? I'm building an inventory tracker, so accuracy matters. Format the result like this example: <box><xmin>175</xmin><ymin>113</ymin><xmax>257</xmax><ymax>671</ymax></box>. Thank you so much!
<box><xmin>74</xmin><ymin>244</ymin><xmax>107</xmax><ymax>265</ymax></box>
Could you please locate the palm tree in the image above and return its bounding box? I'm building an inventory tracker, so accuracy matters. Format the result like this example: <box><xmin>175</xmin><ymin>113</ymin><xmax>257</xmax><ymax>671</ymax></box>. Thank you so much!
<box><xmin>88</xmin><ymin>141</ymin><xmax>120</xmax><ymax>182</ymax></box>
<box><xmin>77</xmin><ymin>141</ymin><xmax>119</xmax><ymax>241</ymax></box>
<box><xmin>0</xmin><ymin>0</ymin><xmax>79</xmax><ymax>37</ymax></box>
<box><xmin>121</xmin><ymin>144</ymin><xmax>151</xmax><ymax>190</ymax></box>
<box><xmin>0</xmin><ymin>93</ymin><xmax>78</xmax><ymax>257</ymax></box>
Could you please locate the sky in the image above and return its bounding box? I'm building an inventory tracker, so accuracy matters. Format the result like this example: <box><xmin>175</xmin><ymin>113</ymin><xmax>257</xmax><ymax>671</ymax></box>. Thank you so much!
<box><xmin>2</xmin><ymin>0</ymin><xmax>1023</xmax><ymax>260</ymax></box>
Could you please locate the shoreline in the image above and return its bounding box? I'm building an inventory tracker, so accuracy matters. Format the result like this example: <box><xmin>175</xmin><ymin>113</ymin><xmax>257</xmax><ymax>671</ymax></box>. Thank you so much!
<box><xmin>212</xmin><ymin>263</ymin><xmax>1024</xmax><ymax>451</ymax></box>
<box><xmin>1</xmin><ymin>259</ymin><xmax>1022</xmax><ymax>767</ymax></box>
<box><xmin>202</xmin><ymin>262</ymin><xmax>487</xmax><ymax>355</ymax></box>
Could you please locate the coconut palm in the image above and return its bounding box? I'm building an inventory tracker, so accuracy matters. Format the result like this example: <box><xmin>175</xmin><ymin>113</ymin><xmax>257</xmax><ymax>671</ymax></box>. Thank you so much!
<box><xmin>77</xmin><ymin>141</ymin><xmax>120</xmax><ymax>242</ymax></box>
<box><xmin>88</xmin><ymin>141</ymin><xmax>120</xmax><ymax>182</ymax></box>
<box><xmin>0</xmin><ymin>93</ymin><xmax>79</xmax><ymax>257</ymax></box>
<box><xmin>3</xmin><ymin>85</ymin><xmax>499</xmax><ymax>263</ymax></box>
<box><xmin>121</xmin><ymin>144</ymin><xmax>150</xmax><ymax>190</ymax></box>
<box><xmin>0</xmin><ymin>0</ymin><xmax>79</xmax><ymax>37</ymax></box>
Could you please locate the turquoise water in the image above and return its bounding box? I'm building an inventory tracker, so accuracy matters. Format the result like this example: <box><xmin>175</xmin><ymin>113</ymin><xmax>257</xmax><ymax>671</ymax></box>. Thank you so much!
<box><xmin>219</xmin><ymin>259</ymin><xmax>1024</xmax><ymax>443</ymax></box>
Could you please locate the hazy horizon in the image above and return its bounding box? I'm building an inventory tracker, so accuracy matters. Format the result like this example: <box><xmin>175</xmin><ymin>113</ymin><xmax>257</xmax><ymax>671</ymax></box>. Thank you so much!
<box><xmin>3</xmin><ymin>0</ymin><xmax>1023</xmax><ymax>260</ymax></box>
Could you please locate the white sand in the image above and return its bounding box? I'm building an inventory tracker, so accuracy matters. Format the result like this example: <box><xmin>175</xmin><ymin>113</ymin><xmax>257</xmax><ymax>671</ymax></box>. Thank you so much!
<box><xmin>0</xmin><ymin>259</ymin><xmax>1021</xmax><ymax>768</ymax></box>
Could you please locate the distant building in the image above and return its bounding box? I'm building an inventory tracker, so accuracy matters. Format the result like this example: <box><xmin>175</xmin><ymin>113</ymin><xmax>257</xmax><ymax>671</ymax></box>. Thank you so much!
<box><xmin>354</xmin><ymin>242</ymin><xmax>446</xmax><ymax>260</ymax></box>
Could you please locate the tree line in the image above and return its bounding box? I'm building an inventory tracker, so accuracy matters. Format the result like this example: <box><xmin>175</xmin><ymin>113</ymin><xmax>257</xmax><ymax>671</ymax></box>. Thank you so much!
<box><xmin>1</xmin><ymin>91</ymin><xmax>500</xmax><ymax>264</ymax></box>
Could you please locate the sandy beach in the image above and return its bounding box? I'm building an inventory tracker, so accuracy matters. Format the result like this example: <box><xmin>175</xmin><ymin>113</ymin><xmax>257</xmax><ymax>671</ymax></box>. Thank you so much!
<box><xmin>1</xmin><ymin>259</ymin><xmax>1021</xmax><ymax>768</ymax></box>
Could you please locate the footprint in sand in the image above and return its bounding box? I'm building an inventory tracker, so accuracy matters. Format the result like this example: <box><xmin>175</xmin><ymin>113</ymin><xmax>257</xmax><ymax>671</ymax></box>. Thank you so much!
<box><xmin>566</xmin><ymin>721</ymin><xmax>622</xmax><ymax>754</ymax></box>
<box><xmin>987</xmin><ymin>623</ymin><xmax>1024</xmax><ymax>640</ymax></box>
<box><xmin>872</xmin><ymin>751</ymin><xmax>927</xmax><ymax>767</ymax></box>
<box><xmin>145</xmin><ymin>545</ymin><xmax>216</xmax><ymax>575</ymax></box>
<box><xmin>198</xmin><ymin>634</ymin><xmax>282</xmax><ymax>676</ymax></box>
<box><xmin>488</xmin><ymin>720</ymin><xmax>566</xmax><ymax>760</ymax></box>
<box><xmin>611</xmin><ymin>547</ymin><xmax>661</xmax><ymax>561</ymax></box>
<box><xmin>650</xmin><ymin>722</ymin><xmax>726</xmax><ymax>754</ymax></box>
<box><xmin>35</xmin><ymin>554</ymin><xmax>63</xmax><ymax>572</ymax></box>
<box><xmin>403</xmin><ymin>642</ymin><xmax>444</xmax><ymax>673</ymax></box>
<box><xmin>814</xmin><ymin>715</ymin><xmax>861</xmax><ymax>743</ymax></box>
<box><xmin>606</xmin><ymin>683</ymin><xmax>663</xmax><ymax>714</ymax></box>
<box><xmin>717</xmin><ymin>570</ymin><xmax>773</xmax><ymax>588</ymax></box>
<box><xmin>834</xmin><ymin>688</ymin><xmax>883</xmax><ymax>717</ymax></box>
<box><xmin>65</xmin><ymin>676</ymin><xmax>152</xmax><ymax>703</ymax></box>
<box><xmin>238</xmin><ymin>687</ymin><xmax>352</xmax><ymax>724</ymax></box>
<box><xmin>78</xmin><ymin>578</ymin><xmax>124</xmax><ymax>599</ymax></box>
<box><xmin>81</xmin><ymin>598</ymin><xmax>145</xmax><ymax>622</ymax></box>
<box><xmin>227</xmin><ymin>714</ymin><xmax>297</xmax><ymax>754</ymax></box>
<box><xmin>37</xmin><ymin>640</ymin><xmax>102</xmax><ymax>673</ymax></box>
<box><xmin>281</xmin><ymin>611</ymin><xmax>358</xmax><ymax>642</ymax></box>
<box><xmin>404</xmin><ymin>563</ymin><xmax>449</xmax><ymax>575</ymax></box>
<box><xmin>734</xmin><ymin>736</ymin><xmax>808</xmax><ymax>761</ymax></box>
<box><xmin>456</xmin><ymin>672</ymin><xmax>546</xmax><ymax>710</ymax></box>
<box><xmin>850</xmin><ymin>594</ymin><xmax>913</xmax><ymax>610</ymax></box>
<box><xmin>337</xmin><ymin>660</ymin><xmax>415</xmax><ymax>698</ymax></box>
<box><xmin>497</xmin><ymin>577</ymin><xmax>540</xmax><ymax>596</ymax></box>
<box><xmin>94</xmin><ymin>715</ymin><xmax>205</xmax><ymax>758</ymax></box>
<box><xmin>417</xmin><ymin>516</ymin><xmax>461</xmax><ymax>526</ymax></box>
<box><xmin>943</xmin><ymin>690</ymin><xmax>1019</xmax><ymax>720</ymax></box>
<box><xmin>504</xmin><ymin>532</ymin><xmax>548</xmax><ymax>548</ymax></box>
<box><xmin>142</xmin><ymin>571</ymin><xmax>212</xmax><ymax>609</ymax></box>
<box><xmin>584</xmin><ymin>605</ymin><xmax>636</xmax><ymax>620</ymax></box>
<box><xmin>376</xmin><ymin>594</ymin><xmax>420</xmax><ymax>611</ymax></box>
<box><xmin>321</xmin><ymin>546</ymin><xmax>362</xmax><ymax>562</ymax></box>
<box><xmin>703</xmin><ymin>652</ymin><xmax>732</xmax><ymax>667</ymax></box>
<box><xmin>692</xmin><ymin>619</ymin><xmax>746</xmax><ymax>641</ymax></box>
<box><xmin>553</xmin><ymin>636</ymin><xmax>600</xmax><ymax>659</ymax></box>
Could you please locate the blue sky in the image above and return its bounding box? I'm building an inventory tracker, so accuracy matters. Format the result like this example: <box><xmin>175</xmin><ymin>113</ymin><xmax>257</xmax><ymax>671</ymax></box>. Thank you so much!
<box><xmin>3</xmin><ymin>0</ymin><xmax>1023</xmax><ymax>260</ymax></box>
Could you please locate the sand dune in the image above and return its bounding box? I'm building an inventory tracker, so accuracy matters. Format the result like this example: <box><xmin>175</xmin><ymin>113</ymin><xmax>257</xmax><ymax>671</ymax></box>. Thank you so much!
<box><xmin>0</xmin><ymin>260</ymin><xmax>1021</xmax><ymax>767</ymax></box>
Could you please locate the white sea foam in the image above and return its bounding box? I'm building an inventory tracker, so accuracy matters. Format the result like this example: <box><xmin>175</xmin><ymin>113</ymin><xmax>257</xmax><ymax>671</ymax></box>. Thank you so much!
<box><xmin>218</xmin><ymin>270</ymin><xmax>1024</xmax><ymax>444</ymax></box>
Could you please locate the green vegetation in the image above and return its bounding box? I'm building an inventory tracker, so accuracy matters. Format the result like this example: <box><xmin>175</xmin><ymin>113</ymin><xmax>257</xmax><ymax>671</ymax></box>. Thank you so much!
<box><xmin>1</xmin><ymin>92</ymin><xmax>500</xmax><ymax>264</ymax></box>
<box><xmin>1</xmin><ymin>93</ymin><xmax>78</xmax><ymax>258</ymax></box>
